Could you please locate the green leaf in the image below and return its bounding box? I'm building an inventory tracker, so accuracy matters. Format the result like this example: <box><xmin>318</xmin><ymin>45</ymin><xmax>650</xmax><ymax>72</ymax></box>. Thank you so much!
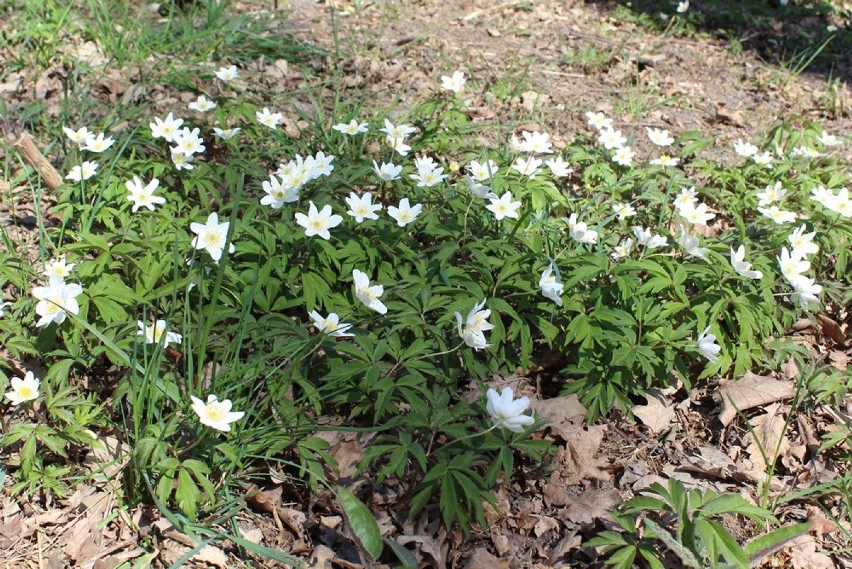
<box><xmin>744</xmin><ymin>523</ymin><xmax>811</xmax><ymax>566</ymax></box>
<box><xmin>336</xmin><ymin>486</ymin><xmax>383</xmax><ymax>560</ymax></box>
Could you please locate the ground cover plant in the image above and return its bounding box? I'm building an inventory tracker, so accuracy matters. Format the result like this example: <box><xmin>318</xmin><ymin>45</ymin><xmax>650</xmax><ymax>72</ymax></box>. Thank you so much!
<box><xmin>0</xmin><ymin>0</ymin><xmax>851</xmax><ymax>567</ymax></box>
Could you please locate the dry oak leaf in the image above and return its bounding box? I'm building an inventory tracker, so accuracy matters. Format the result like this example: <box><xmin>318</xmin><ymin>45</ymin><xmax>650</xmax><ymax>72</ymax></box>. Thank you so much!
<box><xmin>464</xmin><ymin>548</ymin><xmax>510</xmax><ymax>569</ymax></box>
<box><xmin>631</xmin><ymin>388</ymin><xmax>676</xmax><ymax>434</ymax></box>
<box><xmin>745</xmin><ymin>403</ymin><xmax>790</xmax><ymax>474</ymax></box>
<box><xmin>789</xmin><ymin>534</ymin><xmax>834</xmax><ymax>569</ymax></box>
<box><xmin>716</xmin><ymin>372</ymin><xmax>796</xmax><ymax>426</ymax></box>
<box><xmin>561</xmin><ymin>488</ymin><xmax>621</xmax><ymax>525</ymax></box>
<box><xmin>529</xmin><ymin>394</ymin><xmax>586</xmax><ymax>440</ymax></box>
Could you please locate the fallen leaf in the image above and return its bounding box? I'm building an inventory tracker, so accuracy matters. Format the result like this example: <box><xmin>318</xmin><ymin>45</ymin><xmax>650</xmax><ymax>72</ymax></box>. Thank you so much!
<box><xmin>464</xmin><ymin>548</ymin><xmax>510</xmax><ymax>569</ymax></box>
<box><xmin>716</xmin><ymin>372</ymin><xmax>796</xmax><ymax>426</ymax></box>
<box><xmin>817</xmin><ymin>314</ymin><xmax>847</xmax><ymax>346</ymax></box>
<box><xmin>789</xmin><ymin>534</ymin><xmax>834</xmax><ymax>569</ymax></box>
<box><xmin>632</xmin><ymin>389</ymin><xmax>676</xmax><ymax>434</ymax></box>
<box><xmin>561</xmin><ymin>488</ymin><xmax>621</xmax><ymax>524</ymax></box>
<box><xmin>745</xmin><ymin>403</ymin><xmax>790</xmax><ymax>473</ymax></box>
<box><xmin>529</xmin><ymin>394</ymin><xmax>586</xmax><ymax>439</ymax></box>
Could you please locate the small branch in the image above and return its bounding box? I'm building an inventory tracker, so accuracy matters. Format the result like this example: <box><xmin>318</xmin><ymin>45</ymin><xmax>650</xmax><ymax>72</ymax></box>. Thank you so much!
<box><xmin>14</xmin><ymin>132</ymin><xmax>63</xmax><ymax>191</ymax></box>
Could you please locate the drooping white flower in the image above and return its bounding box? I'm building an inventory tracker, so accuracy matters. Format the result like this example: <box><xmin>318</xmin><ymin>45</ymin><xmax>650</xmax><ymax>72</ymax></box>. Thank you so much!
<box><xmin>816</xmin><ymin>130</ymin><xmax>841</xmax><ymax>147</ymax></box>
<box><xmin>190</xmin><ymin>212</ymin><xmax>235</xmax><ymax>262</ymax></box>
<box><xmin>5</xmin><ymin>371</ymin><xmax>40</xmax><ymax>406</ymax></box>
<box><xmin>567</xmin><ymin>214</ymin><xmax>598</xmax><ymax>244</ymax></box>
<box><xmin>332</xmin><ymin>119</ymin><xmax>369</xmax><ymax>135</ymax></box>
<box><xmin>295</xmin><ymin>201</ymin><xmax>343</xmax><ymax>240</ymax></box>
<box><xmin>213</xmin><ymin>127</ymin><xmax>241</xmax><ymax>140</ymax></box>
<box><xmin>308</xmin><ymin>310</ymin><xmax>354</xmax><ymax>337</ymax></box>
<box><xmin>789</xmin><ymin>276</ymin><xmax>823</xmax><ymax>308</ymax></box>
<box><xmin>137</xmin><ymin>319</ymin><xmax>182</xmax><ymax>347</ymax></box>
<box><xmin>191</xmin><ymin>394</ymin><xmax>244</xmax><ymax>432</ymax></box>
<box><xmin>697</xmin><ymin>326</ymin><xmax>720</xmax><ymax>363</ymax></box>
<box><xmin>486</xmin><ymin>387</ymin><xmax>535</xmax><ymax>433</ymax></box>
<box><xmin>632</xmin><ymin>226</ymin><xmax>668</xmax><ymax>249</ymax></box>
<box><xmin>345</xmin><ymin>192</ymin><xmax>382</xmax><ymax>223</ymax></box>
<box><xmin>66</xmin><ymin>161</ymin><xmax>99</xmax><ymax>182</ymax></box>
<box><xmin>32</xmin><ymin>276</ymin><xmax>83</xmax><ymax>328</ymax></box>
<box><xmin>676</xmin><ymin>227</ymin><xmax>709</xmax><ymax>260</ymax></box>
<box><xmin>676</xmin><ymin>1</ymin><xmax>689</xmax><ymax>13</ymax></box>
<box><xmin>352</xmin><ymin>269</ymin><xmax>387</xmax><ymax>315</ymax></box>
<box><xmin>126</xmin><ymin>176</ymin><xmax>165</xmax><ymax>213</ymax></box>
<box><xmin>171</xmin><ymin>150</ymin><xmax>195</xmax><ymax>171</ymax></box>
<box><xmin>440</xmin><ymin>70</ymin><xmax>466</xmax><ymax>94</ymax></box>
<box><xmin>611</xmin><ymin>237</ymin><xmax>633</xmax><ymax>260</ymax></box>
<box><xmin>465</xmin><ymin>176</ymin><xmax>497</xmax><ymax>200</ymax></box>
<box><xmin>455</xmin><ymin>298</ymin><xmax>493</xmax><ymax>350</ymax></box>
<box><xmin>373</xmin><ymin>160</ymin><xmax>402</xmax><ymax>181</ymax></box>
<box><xmin>729</xmin><ymin>245</ymin><xmax>762</xmax><ymax>280</ymax></box>
<box><xmin>539</xmin><ymin>265</ymin><xmax>564</xmax><ymax>306</ymax></box>
<box><xmin>486</xmin><ymin>192</ymin><xmax>522</xmax><ymax>221</ymax></box>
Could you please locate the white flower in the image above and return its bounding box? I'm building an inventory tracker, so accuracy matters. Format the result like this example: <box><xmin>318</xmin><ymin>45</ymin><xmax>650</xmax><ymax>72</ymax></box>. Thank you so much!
<box><xmin>758</xmin><ymin>205</ymin><xmax>797</xmax><ymax>224</ymax></box>
<box><xmin>545</xmin><ymin>156</ymin><xmax>573</xmax><ymax>178</ymax></box>
<box><xmin>518</xmin><ymin>131</ymin><xmax>553</xmax><ymax>154</ymax></box>
<box><xmin>511</xmin><ymin>156</ymin><xmax>543</xmax><ymax>178</ymax></box>
<box><xmin>386</xmin><ymin>135</ymin><xmax>411</xmax><ymax>156</ymax></box>
<box><xmin>756</xmin><ymin>182</ymin><xmax>786</xmax><ymax>206</ymax></box>
<box><xmin>467</xmin><ymin>159</ymin><xmax>499</xmax><ymax>181</ymax></box>
<box><xmin>63</xmin><ymin>126</ymin><xmax>93</xmax><ymax>146</ymax></box>
<box><xmin>697</xmin><ymin>326</ymin><xmax>720</xmax><ymax>363</ymax></box>
<box><xmin>649</xmin><ymin>154</ymin><xmax>679</xmax><ymax>167</ymax></box>
<box><xmin>440</xmin><ymin>70</ymin><xmax>466</xmax><ymax>93</ymax></box>
<box><xmin>611</xmin><ymin>237</ymin><xmax>633</xmax><ymax>260</ymax></box>
<box><xmin>729</xmin><ymin>245</ymin><xmax>762</xmax><ymax>279</ymax></box>
<box><xmin>0</xmin><ymin>301</ymin><xmax>10</xmax><ymax>317</ymax></box>
<box><xmin>137</xmin><ymin>319</ymin><xmax>182</xmax><ymax>347</ymax></box>
<box><xmin>508</xmin><ymin>134</ymin><xmax>523</xmax><ymax>153</ymax></box>
<box><xmin>646</xmin><ymin>127</ymin><xmax>674</xmax><ymax>146</ymax></box>
<box><xmin>455</xmin><ymin>298</ymin><xmax>493</xmax><ymax>350</ymax></box>
<box><xmin>295</xmin><ymin>201</ymin><xmax>343</xmax><ymax>240</ymax></box>
<box><xmin>352</xmin><ymin>269</ymin><xmax>387</xmax><ymax>315</ymax></box>
<box><xmin>214</xmin><ymin>65</ymin><xmax>239</xmax><ymax>82</ymax></box>
<box><xmin>188</xmin><ymin>95</ymin><xmax>217</xmax><ymax>112</ymax></box>
<box><xmin>172</xmin><ymin>127</ymin><xmax>205</xmax><ymax>157</ymax></box>
<box><xmin>213</xmin><ymin>127</ymin><xmax>241</xmax><ymax>139</ymax></box>
<box><xmin>598</xmin><ymin>127</ymin><xmax>626</xmax><ymax>150</ymax></box>
<box><xmin>32</xmin><ymin>276</ymin><xmax>83</xmax><ymax>328</ymax></box>
<box><xmin>190</xmin><ymin>212</ymin><xmax>235</xmax><ymax>262</ymax></box>
<box><xmin>256</xmin><ymin>107</ymin><xmax>284</xmax><ymax>129</ymax></box>
<box><xmin>332</xmin><ymin>119</ymin><xmax>369</xmax><ymax>135</ymax></box>
<box><xmin>43</xmin><ymin>262</ymin><xmax>73</xmax><ymax>288</ymax></box>
<box><xmin>345</xmin><ymin>192</ymin><xmax>382</xmax><ymax>223</ymax></box>
<box><xmin>171</xmin><ymin>150</ymin><xmax>195</xmax><ymax>171</ymax></box>
<box><xmin>465</xmin><ymin>175</ymin><xmax>497</xmax><ymax>199</ymax></box>
<box><xmin>567</xmin><ymin>213</ymin><xmax>599</xmax><ymax>244</ymax></box>
<box><xmin>82</xmin><ymin>133</ymin><xmax>115</xmax><ymax>153</ymax></box>
<box><xmin>306</xmin><ymin>151</ymin><xmax>335</xmax><ymax>178</ymax></box>
<box><xmin>789</xmin><ymin>276</ymin><xmax>823</xmax><ymax>308</ymax></box>
<box><xmin>66</xmin><ymin>161</ymin><xmax>99</xmax><ymax>182</ymax></box>
<box><xmin>752</xmin><ymin>151</ymin><xmax>774</xmax><ymax>167</ymax></box>
<box><xmin>539</xmin><ymin>265</ymin><xmax>564</xmax><ymax>306</ymax></box>
<box><xmin>816</xmin><ymin>130</ymin><xmax>841</xmax><ymax>147</ymax></box>
<box><xmin>676</xmin><ymin>227</ymin><xmax>709</xmax><ymax>260</ymax></box>
<box><xmin>387</xmin><ymin>198</ymin><xmax>423</xmax><ymax>227</ymax></box>
<box><xmin>673</xmin><ymin>186</ymin><xmax>698</xmax><ymax>212</ymax></box>
<box><xmin>379</xmin><ymin>119</ymin><xmax>417</xmax><ymax>139</ymax></box>
<box><xmin>612</xmin><ymin>202</ymin><xmax>636</xmax><ymax>221</ymax></box>
<box><xmin>777</xmin><ymin>247</ymin><xmax>810</xmax><ymax>283</ymax></box>
<box><xmin>5</xmin><ymin>371</ymin><xmax>40</xmax><ymax>406</ymax></box>
<box><xmin>813</xmin><ymin>187</ymin><xmax>852</xmax><ymax>217</ymax></box>
<box><xmin>632</xmin><ymin>226</ymin><xmax>668</xmax><ymax>249</ymax></box>
<box><xmin>486</xmin><ymin>191</ymin><xmax>522</xmax><ymax>221</ymax></box>
<box><xmin>788</xmin><ymin>224</ymin><xmax>819</xmax><ymax>258</ymax></box>
<box><xmin>677</xmin><ymin>1</ymin><xmax>689</xmax><ymax>13</ymax></box>
<box><xmin>126</xmin><ymin>176</ymin><xmax>165</xmax><ymax>213</ymax></box>
<box><xmin>791</xmin><ymin>145</ymin><xmax>822</xmax><ymax>159</ymax></box>
<box><xmin>373</xmin><ymin>160</ymin><xmax>402</xmax><ymax>181</ymax></box>
<box><xmin>150</xmin><ymin>113</ymin><xmax>184</xmax><ymax>143</ymax></box>
<box><xmin>308</xmin><ymin>310</ymin><xmax>354</xmax><ymax>337</ymax></box>
<box><xmin>679</xmin><ymin>201</ymin><xmax>715</xmax><ymax>226</ymax></box>
<box><xmin>585</xmin><ymin>111</ymin><xmax>613</xmax><ymax>131</ymax></box>
<box><xmin>486</xmin><ymin>387</ymin><xmax>535</xmax><ymax>433</ymax></box>
<box><xmin>733</xmin><ymin>139</ymin><xmax>758</xmax><ymax>157</ymax></box>
<box><xmin>260</xmin><ymin>175</ymin><xmax>299</xmax><ymax>209</ymax></box>
<box><xmin>410</xmin><ymin>167</ymin><xmax>447</xmax><ymax>187</ymax></box>
<box><xmin>612</xmin><ymin>146</ymin><xmax>635</xmax><ymax>167</ymax></box>
<box><xmin>191</xmin><ymin>394</ymin><xmax>244</xmax><ymax>432</ymax></box>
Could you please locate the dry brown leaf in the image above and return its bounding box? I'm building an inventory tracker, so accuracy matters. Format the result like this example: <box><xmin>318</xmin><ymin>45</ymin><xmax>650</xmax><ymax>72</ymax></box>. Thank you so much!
<box><xmin>529</xmin><ymin>394</ymin><xmax>586</xmax><ymax>439</ymax></box>
<box><xmin>632</xmin><ymin>389</ymin><xmax>676</xmax><ymax>434</ymax></box>
<box><xmin>817</xmin><ymin>314</ymin><xmax>847</xmax><ymax>346</ymax></box>
<box><xmin>561</xmin><ymin>488</ymin><xmax>621</xmax><ymax>525</ymax></box>
<box><xmin>789</xmin><ymin>534</ymin><xmax>834</xmax><ymax>569</ymax></box>
<box><xmin>533</xmin><ymin>515</ymin><xmax>559</xmax><ymax>537</ymax></box>
<box><xmin>396</xmin><ymin>534</ymin><xmax>445</xmax><ymax>569</ymax></box>
<box><xmin>745</xmin><ymin>403</ymin><xmax>791</xmax><ymax>473</ymax></box>
<box><xmin>464</xmin><ymin>548</ymin><xmax>510</xmax><ymax>569</ymax></box>
<box><xmin>716</xmin><ymin>372</ymin><xmax>796</xmax><ymax>426</ymax></box>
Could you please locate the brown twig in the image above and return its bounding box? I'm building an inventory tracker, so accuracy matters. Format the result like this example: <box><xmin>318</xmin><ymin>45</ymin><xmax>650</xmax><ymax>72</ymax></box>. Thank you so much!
<box><xmin>13</xmin><ymin>132</ymin><xmax>63</xmax><ymax>191</ymax></box>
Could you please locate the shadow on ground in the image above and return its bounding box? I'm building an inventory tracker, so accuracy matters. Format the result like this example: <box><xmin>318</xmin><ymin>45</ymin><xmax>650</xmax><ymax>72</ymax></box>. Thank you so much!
<box><xmin>590</xmin><ymin>0</ymin><xmax>851</xmax><ymax>83</ymax></box>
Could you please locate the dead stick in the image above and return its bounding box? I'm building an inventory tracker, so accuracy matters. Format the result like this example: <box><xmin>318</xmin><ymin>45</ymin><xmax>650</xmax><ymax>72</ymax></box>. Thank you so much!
<box><xmin>14</xmin><ymin>132</ymin><xmax>63</xmax><ymax>191</ymax></box>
